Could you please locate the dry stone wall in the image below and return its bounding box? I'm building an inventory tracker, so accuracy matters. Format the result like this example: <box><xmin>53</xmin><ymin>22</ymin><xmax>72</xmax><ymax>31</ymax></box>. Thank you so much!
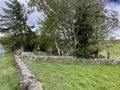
<box><xmin>15</xmin><ymin>55</ymin><xmax>44</xmax><ymax>90</ymax></box>
<box><xmin>21</xmin><ymin>53</ymin><xmax>120</xmax><ymax>65</ymax></box>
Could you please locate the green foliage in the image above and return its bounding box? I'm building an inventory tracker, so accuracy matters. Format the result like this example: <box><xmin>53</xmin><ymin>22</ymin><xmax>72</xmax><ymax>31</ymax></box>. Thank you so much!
<box><xmin>75</xmin><ymin>47</ymin><xmax>95</xmax><ymax>58</ymax></box>
<box><xmin>0</xmin><ymin>0</ymin><xmax>33</xmax><ymax>50</ymax></box>
<box><xmin>0</xmin><ymin>0</ymin><xmax>27</xmax><ymax>34</ymax></box>
<box><xmin>34</xmin><ymin>51</ymin><xmax>54</xmax><ymax>56</ymax></box>
<box><xmin>0</xmin><ymin>29</ymin><xmax>37</xmax><ymax>52</ymax></box>
<box><xmin>74</xmin><ymin>1</ymin><xmax>118</xmax><ymax>58</ymax></box>
<box><xmin>0</xmin><ymin>35</ymin><xmax>19</xmax><ymax>51</ymax></box>
<box><xmin>23</xmin><ymin>28</ymin><xmax>37</xmax><ymax>51</ymax></box>
<box><xmin>28</xmin><ymin>0</ymin><xmax>118</xmax><ymax>57</ymax></box>
<box><xmin>37</xmin><ymin>31</ymin><xmax>55</xmax><ymax>51</ymax></box>
<box><xmin>0</xmin><ymin>53</ymin><xmax>19</xmax><ymax>90</ymax></box>
<box><xmin>74</xmin><ymin>5</ymin><xmax>96</xmax><ymax>58</ymax></box>
<box><xmin>24</xmin><ymin>60</ymin><xmax>120</xmax><ymax>90</ymax></box>
<box><xmin>0</xmin><ymin>0</ymin><xmax>37</xmax><ymax>51</ymax></box>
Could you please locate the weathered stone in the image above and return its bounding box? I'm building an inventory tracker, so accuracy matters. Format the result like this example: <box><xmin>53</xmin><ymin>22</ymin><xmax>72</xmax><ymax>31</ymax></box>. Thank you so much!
<box><xmin>14</xmin><ymin>54</ymin><xmax>44</xmax><ymax>90</ymax></box>
<box><xmin>28</xmin><ymin>81</ymin><xmax>43</xmax><ymax>90</ymax></box>
<box><xmin>21</xmin><ymin>52</ymin><xmax>34</xmax><ymax>57</ymax></box>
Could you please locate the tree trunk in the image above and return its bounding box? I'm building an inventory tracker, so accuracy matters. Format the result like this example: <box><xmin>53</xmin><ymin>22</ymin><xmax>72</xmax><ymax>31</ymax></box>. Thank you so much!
<box><xmin>20</xmin><ymin>29</ymin><xmax>24</xmax><ymax>52</ymax></box>
<box><xmin>55</xmin><ymin>39</ymin><xmax>60</xmax><ymax>55</ymax></box>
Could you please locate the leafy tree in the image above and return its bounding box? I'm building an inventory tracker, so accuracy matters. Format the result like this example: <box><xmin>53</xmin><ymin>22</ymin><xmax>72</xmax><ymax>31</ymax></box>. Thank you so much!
<box><xmin>23</xmin><ymin>26</ymin><xmax>37</xmax><ymax>52</ymax></box>
<box><xmin>74</xmin><ymin>1</ymin><xmax>118</xmax><ymax>58</ymax></box>
<box><xmin>0</xmin><ymin>0</ymin><xmax>37</xmax><ymax>51</ymax></box>
<box><xmin>28</xmin><ymin>0</ymin><xmax>118</xmax><ymax>57</ymax></box>
<box><xmin>28</xmin><ymin>0</ymin><xmax>78</xmax><ymax>55</ymax></box>
<box><xmin>0</xmin><ymin>0</ymin><xmax>27</xmax><ymax>50</ymax></box>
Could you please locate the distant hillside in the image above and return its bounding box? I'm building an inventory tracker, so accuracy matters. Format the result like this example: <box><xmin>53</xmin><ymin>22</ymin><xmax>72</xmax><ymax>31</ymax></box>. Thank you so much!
<box><xmin>104</xmin><ymin>39</ymin><xmax>120</xmax><ymax>44</ymax></box>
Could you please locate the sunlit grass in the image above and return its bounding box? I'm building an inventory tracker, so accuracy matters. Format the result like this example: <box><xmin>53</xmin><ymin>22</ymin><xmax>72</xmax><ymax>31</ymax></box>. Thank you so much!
<box><xmin>0</xmin><ymin>53</ymin><xmax>19</xmax><ymax>90</ymax></box>
<box><xmin>101</xmin><ymin>44</ymin><xmax>120</xmax><ymax>60</ymax></box>
<box><xmin>24</xmin><ymin>59</ymin><xmax>120</xmax><ymax>90</ymax></box>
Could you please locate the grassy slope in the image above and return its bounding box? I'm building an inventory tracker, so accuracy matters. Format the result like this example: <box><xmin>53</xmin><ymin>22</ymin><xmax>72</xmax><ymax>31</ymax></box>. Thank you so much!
<box><xmin>101</xmin><ymin>44</ymin><xmax>120</xmax><ymax>60</ymax></box>
<box><xmin>24</xmin><ymin>60</ymin><xmax>120</xmax><ymax>90</ymax></box>
<box><xmin>0</xmin><ymin>53</ymin><xmax>19</xmax><ymax>90</ymax></box>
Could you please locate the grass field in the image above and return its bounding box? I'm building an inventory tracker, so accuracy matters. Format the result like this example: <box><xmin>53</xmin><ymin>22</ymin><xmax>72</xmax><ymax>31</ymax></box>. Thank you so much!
<box><xmin>24</xmin><ymin>59</ymin><xmax>120</xmax><ymax>90</ymax></box>
<box><xmin>0</xmin><ymin>53</ymin><xmax>19</xmax><ymax>90</ymax></box>
<box><xmin>101</xmin><ymin>44</ymin><xmax>120</xmax><ymax>60</ymax></box>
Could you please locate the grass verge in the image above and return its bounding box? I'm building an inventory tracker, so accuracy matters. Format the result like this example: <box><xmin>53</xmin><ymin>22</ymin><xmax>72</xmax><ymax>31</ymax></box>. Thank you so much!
<box><xmin>24</xmin><ymin>59</ymin><xmax>120</xmax><ymax>90</ymax></box>
<box><xmin>0</xmin><ymin>52</ymin><xmax>19</xmax><ymax>90</ymax></box>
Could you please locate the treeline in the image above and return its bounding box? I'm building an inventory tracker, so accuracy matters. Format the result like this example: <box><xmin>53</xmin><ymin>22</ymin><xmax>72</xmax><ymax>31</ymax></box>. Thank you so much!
<box><xmin>0</xmin><ymin>0</ymin><xmax>118</xmax><ymax>58</ymax></box>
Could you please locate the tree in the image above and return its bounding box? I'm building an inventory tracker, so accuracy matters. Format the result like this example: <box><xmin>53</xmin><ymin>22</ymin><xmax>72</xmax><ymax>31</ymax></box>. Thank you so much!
<box><xmin>74</xmin><ymin>5</ymin><xmax>96</xmax><ymax>58</ymax></box>
<box><xmin>0</xmin><ymin>0</ymin><xmax>27</xmax><ymax>50</ymax></box>
<box><xmin>74</xmin><ymin>1</ymin><xmax>118</xmax><ymax>58</ymax></box>
<box><xmin>28</xmin><ymin>0</ymin><xmax>118</xmax><ymax>57</ymax></box>
<box><xmin>0</xmin><ymin>0</ymin><xmax>37</xmax><ymax>51</ymax></box>
<box><xmin>23</xmin><ymin>26</ymin><xmax>37</xmax><ymax>52</ymax></box>
<box><xmin>28</xmin><ymin>0</ymin><xmax>79</xmax><ymax>55</ymax></box>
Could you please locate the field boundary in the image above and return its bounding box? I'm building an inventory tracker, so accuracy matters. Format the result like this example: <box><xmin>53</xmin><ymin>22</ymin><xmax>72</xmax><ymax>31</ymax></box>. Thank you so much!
<box><xmin>15</xmin><ymin>54</ymin><xmax>44</xmax><ymax>90</ymax></box>
<box><xmin>21</xmin><ymin>53</ymin><xmax>120</xmax><ymax>65</ymax></box>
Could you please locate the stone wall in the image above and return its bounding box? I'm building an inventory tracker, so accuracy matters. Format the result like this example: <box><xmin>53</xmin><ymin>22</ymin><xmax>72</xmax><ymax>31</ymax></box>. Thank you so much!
<box><xmin>21</xmin><ymin>54</ymin><xmax>120</xmax><ymax>65</ymax></box>
<box><xmin>15</xmin><ymin>55</ymin><xmax>44</xmax><ymax>90</ymax></box>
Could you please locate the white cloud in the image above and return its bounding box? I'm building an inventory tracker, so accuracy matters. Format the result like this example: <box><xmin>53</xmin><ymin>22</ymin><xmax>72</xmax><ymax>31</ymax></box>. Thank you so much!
<box><xmin>106</xmin><ymin>2</ymin><xmax>120</xmax><ymax>14</ymax></box>
<box><xmin>18</xmin><ymin>0</ymin><xmax>29</xmax><ymax>4</ymax></box>
<box><xmin>106</xmin><ymin>2</ymin><xmax>120</xmax><ymax>39</ymax></box>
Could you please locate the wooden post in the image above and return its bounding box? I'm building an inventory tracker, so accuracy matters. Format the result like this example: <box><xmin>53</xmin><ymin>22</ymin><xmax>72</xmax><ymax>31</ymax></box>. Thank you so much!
<box><xmin>107</xmin><ymin>52</ymin><xmax>110</xmax><ymax>59</ymax></box>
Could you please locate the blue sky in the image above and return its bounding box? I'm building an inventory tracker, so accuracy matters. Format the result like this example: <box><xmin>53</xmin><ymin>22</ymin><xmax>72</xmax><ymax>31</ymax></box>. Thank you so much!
<box><xmin>106</xmin><ymin>0</ymin><xmax>120</xmax><ymax>39</ymax></box>
<box><xmin>0</xmin><ymin>0</ymin><xmax>120</xmax><ymax>38</ymax></box>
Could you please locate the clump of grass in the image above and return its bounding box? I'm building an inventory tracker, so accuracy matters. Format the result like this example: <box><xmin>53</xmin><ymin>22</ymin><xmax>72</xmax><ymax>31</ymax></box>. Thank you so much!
<box><xmin>24</xmin><ymin>60</ymin><xmax>120</xmax><ymax>90</ymax></box>
<box><xmin>0</xmin><ymin>53</ymin><xmax>19</xmax><ymax>90</ymax></box>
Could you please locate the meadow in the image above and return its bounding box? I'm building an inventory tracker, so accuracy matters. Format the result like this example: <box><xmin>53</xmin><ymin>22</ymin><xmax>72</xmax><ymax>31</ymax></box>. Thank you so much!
<box><xmin>24</xmin><ymin>59</ymin><xmax>120</xmax><ymax>90</ymax></box>
<box><xmin>101</xmin><ymin>44</ymin><xmax>120</xmax><ymax>60</ymax></box>
<box><xmin>0</xmin><ymin>53</ymin><xmax>19</xmax><ymax>90</ymax></box>
<box><xmin>0</xmin><ymin>44</ymin><xmax>120</xmax><ymax>90</ymax></box>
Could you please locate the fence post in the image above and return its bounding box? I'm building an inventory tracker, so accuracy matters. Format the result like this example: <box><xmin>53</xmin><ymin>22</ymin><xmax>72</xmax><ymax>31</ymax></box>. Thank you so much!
<box><xmin>107</xmin><ymin>52</ymin><xmax>110</xmax><ymax>59</ymax></box>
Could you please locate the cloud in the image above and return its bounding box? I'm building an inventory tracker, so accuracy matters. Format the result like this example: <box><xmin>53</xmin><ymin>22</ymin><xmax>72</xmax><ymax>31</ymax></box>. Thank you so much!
<box><xmin>106</xmin><ymin>2</ymin><xmax>120</xmax><ymax>14</ymax></box>
<box><xmin>18</xmin><ymin>0</ymin><xmax>29</xmax><ymax>4</ymax></box>
<box><xmin>106</xmin><ymin>2</ymin><xmax>120</xmax><ymax>39</ymax></box>
<box><xmin>27</xmin><ymin>11</ymin><xmax>44</xmax><ymax>27</ymax></box>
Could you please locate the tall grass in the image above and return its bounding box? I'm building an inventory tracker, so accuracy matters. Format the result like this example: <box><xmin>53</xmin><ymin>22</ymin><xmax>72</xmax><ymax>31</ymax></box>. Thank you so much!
<box><xmin>24</xmin><ymin>60</ymin><xmax>120</xmax><ymax>90</ymax></box>
<box><xmin>0</xmin><ymin>53</ymin><xmax>19</xmax><ymax>90</ymax></box>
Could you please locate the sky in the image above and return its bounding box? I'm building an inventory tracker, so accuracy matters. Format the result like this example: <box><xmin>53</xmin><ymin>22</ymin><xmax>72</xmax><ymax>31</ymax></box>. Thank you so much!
<box><xmin>0</xmin><ymin>0</ymin><xmax>120</xmax><ymax>38</ymax></box>
<box><xmin>106</xmin><ymin>0</ymin><xmax>120</xmax><ymax>39</ymax></box>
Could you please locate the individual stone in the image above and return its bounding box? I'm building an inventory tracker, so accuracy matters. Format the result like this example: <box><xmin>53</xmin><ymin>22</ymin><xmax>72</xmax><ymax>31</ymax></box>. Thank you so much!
<box><xmin>28</xmin><ymin>81</ymin><xmax>43</xmax><ymax>90</ymax></box>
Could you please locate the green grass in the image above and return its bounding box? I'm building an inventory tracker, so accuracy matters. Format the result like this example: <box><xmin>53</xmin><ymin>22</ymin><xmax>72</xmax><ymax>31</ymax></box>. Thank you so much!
<box><xmin>34</xmin><ymin>51</ymin><xmax>50</xmax><ymax>56</ymax></box>
<box><xmin>34</xmin><ymin>51</ymin><xmax>54</xmax><ymax>56</ymax></box>
<box><xmin>24</xmin><ymin>60</ymin><xmax>120</xmax><ymax>90</ymax></box>
<box><xmin>0</xmin><ymin>52</ymin><xmax>19</xmax><ymax>90</ymax></box>
<box><xmin>101</xmin><ymin>44</ymin><xmax>120</xmax><ymax>60</ymax></box>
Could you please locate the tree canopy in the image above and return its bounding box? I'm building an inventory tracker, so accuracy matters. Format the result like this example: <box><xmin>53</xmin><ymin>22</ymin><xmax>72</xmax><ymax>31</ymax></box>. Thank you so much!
<box><xmin>28</xmin><ymin>0</ymin><xmax>118</xmax><ymax>58</ymax></box>
<box><xmin>0</xmin><ymin>0</ymin><xmax>118</xmax><ymax>58</ymax></box>
<box><xmin>0</xmin><ymin>0</ymin><xmax>36</xmax><ymax>51</ymax></box>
